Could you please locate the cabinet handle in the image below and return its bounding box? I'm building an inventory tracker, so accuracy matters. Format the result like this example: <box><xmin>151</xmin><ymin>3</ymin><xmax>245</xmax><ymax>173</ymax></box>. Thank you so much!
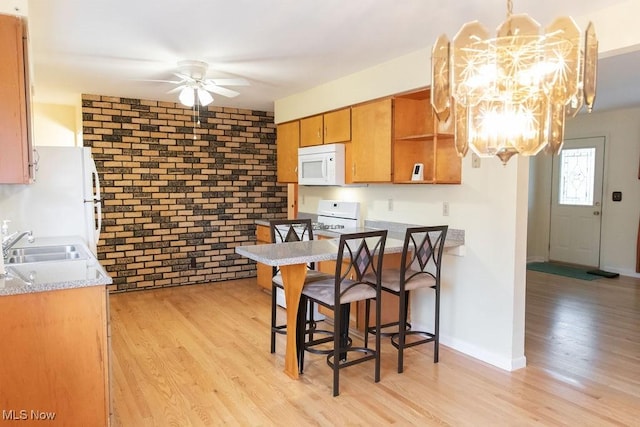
<box><xmin>317</xmin><ymin>128</ymin><xmax>321</xmax><ymax>139</ymax></box>
<box><xmin>295</xmin><ymin>166</ymin><xmax>298</xmax><ymax>173</ymax></box>
<box><xmin>352</xmin><ymin>163</ymin><xmax>356</xmax><ymax>176</ymax></box>
<box><xmin>324</xmin><ymin>126</ymin><xmax>327</xmax><ymax>138</ymax></box>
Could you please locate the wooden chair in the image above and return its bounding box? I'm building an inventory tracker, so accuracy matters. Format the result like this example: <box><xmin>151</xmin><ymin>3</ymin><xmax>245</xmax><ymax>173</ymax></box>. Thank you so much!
<box><xmin>300</xmin><ymin>230</ymin><xmax>387</xmax><ymax>396</ymax></box>
<box><xmin>365</xmin><ymin>226</ymin><xmax>448</xmax><ymax>373</ymax></box>
<box><xmin>268</xmin><ymin>219</ymin><xmax>330</xmax><ymax>357</ymax></box>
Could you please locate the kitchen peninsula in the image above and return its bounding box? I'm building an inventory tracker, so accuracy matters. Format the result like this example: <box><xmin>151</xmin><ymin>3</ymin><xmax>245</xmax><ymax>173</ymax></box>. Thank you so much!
<box><xmin>237</xmin><ymin>222</ymin><xmax>464</xmax><ymax>379</ymax></box>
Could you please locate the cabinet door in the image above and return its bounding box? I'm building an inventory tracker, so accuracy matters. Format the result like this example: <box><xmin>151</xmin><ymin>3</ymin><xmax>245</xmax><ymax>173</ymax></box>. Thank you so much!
<box><xmin>276</xmin><ymin>121</ymin><xmax>299</xmax><ymax>183</ymax></box>
<box><xmin>323</xmin><ymin>108</ymin><xmax>351</xmax><ymax>144</ymax></box>
<box><xmin>351</xmin><ymin>99</ymin><xmax>392</xmax><ymax>182</ymax></box>
<box><xmin>256</xmin><ymin>225</ymin><xmax>273</xmax><ymax>290</ymax></box>
<box><xmin>0</xmin><ymin>14</ymin><xmax>32</xmax><ymax>184</ymax></box>
<box><xmin>0</xmin><ymin>286</ymin><xmax>109</xmax><ymax>426</ymax></box>
<box><xmin>300</xmin><ymin>114</ymin><xmax>323</xmax><ymax>147</ymax></box>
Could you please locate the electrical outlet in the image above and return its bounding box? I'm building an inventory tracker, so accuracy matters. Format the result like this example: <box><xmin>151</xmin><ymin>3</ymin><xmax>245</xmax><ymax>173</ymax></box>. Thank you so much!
<box><xmin>472</xmin><ymin>153</ymin><xmax>481</xmax><ymax>168</ymax></box>
<box><xmin>388</xmin><ymin>198</ymin><xmax>393</xmax><ymax>211</ymax></box>
<box><xmin>443</xmin><ymin>201</ymin><xmax>450</xmax><ymax>216</ymax></box>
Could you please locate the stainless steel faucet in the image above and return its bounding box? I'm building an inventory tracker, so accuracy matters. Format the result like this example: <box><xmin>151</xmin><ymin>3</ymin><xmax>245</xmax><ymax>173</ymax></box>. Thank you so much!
<box><xmin>2</xmin><ymin>230</ymin><xmax>35</xmax><ymax>259</ymax></box>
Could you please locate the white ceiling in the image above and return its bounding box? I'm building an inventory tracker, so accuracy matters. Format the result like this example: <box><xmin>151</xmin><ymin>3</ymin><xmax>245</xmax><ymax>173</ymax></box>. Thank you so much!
<box><xmin>18</xmin><ymin>0</ymin><xmax>640</xmax><ymax>112</ymax></box>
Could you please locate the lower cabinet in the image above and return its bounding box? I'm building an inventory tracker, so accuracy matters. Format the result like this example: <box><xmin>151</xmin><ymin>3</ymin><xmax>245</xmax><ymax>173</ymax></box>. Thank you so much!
<box><xmin>255</xmin><ymin>224</ymin><xmax>273</xmax><ymax>291</ymax></box>
<box><xmin>0</xmin><ymin>286</ymin><xmax>110</xmax><ymax>426</ymax></box>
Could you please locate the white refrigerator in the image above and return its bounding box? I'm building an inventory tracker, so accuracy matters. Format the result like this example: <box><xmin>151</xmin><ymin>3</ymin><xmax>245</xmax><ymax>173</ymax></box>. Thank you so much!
<box><xmin>0</xmin><ymin>146</ymin><xmax>102</xmax><ymax>255</ymax></box>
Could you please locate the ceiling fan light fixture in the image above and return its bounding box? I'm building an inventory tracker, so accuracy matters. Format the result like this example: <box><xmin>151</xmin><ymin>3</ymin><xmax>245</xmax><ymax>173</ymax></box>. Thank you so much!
<box><xmin>179</xmin><ymin>87</ymin><xmax>195</xmax><ymax>107</ymax></box>
<box><xmin>197</xmin><ymin>88</ymin><xmax>213</xmax><ymax>106</ymax></box>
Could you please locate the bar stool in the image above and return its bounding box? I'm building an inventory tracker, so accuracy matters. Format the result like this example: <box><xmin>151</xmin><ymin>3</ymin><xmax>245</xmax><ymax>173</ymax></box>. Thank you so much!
<box><xmin>365</xmin><ymin>225</ymin><xmax>448</xmax><ymax>373</ymax></box>
<box><xmin>268</xmin><ymin>219</ymin><xmax>331</xmax><ymax>355</ymax></box>
<box><xmin>300</xmin><ymin>230</ymin><xmax>387</xmax><ymax>396</ymax></box>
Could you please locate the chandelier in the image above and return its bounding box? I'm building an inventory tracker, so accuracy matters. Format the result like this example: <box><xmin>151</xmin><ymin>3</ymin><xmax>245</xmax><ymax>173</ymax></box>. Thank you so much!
<box><xmin>430</xmin><ymin>0</ymin><xmax>598</xmax><ymax>164</ymax></box>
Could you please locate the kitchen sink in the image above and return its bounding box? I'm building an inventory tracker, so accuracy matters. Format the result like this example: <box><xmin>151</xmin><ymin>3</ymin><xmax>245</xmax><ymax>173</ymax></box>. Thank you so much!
<box><xmin>5</xmin><ymin>244</ymin><xmax>90</xmax><ymax>264</ymax></box>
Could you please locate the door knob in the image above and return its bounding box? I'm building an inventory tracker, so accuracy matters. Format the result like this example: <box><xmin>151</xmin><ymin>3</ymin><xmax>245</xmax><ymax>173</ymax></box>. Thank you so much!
<box><xmin>593</xmin><ymin>211</ymin><xmax>600</xmax><ymax>216</ymax></box>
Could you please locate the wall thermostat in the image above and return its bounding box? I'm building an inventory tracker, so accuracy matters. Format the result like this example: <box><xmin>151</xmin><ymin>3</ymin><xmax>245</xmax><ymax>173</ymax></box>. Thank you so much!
<box><xmin>411</xmin><ymin>163</ymin><xmax>424</xmax><ymax>181</ymax></box>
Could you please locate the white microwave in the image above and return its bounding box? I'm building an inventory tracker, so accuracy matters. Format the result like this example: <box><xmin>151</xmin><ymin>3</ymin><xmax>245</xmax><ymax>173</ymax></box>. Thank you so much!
<box><xmin>298</xmin><ymin>143</ymin><xmax>345</xmax><ymax>186</ymax></box>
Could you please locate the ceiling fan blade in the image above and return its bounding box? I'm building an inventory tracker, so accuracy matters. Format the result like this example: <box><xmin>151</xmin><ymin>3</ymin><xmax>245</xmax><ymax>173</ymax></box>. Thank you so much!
<box><xmin>140</xmin><ymin>79</ymin><xmax>183</xmax><ymax>84</ymax></box>
<box><xmin>206</xmin><ymin>78</ymin><xmax>250</xmax><ymax>87</ymax></box>
<box><xmin>202</xmin><ymin>84</ymin><xmax>240</xmax><ymax>98</ymax></box>
<box><xmin>173</xmin><ymin>72</ymin><xmax>194</xmax><ymax>83</ymax></box>
<box><xmin>167</xmin><ymin>84</ymin><xmax>187</xmax><ymax>94</ymax></box>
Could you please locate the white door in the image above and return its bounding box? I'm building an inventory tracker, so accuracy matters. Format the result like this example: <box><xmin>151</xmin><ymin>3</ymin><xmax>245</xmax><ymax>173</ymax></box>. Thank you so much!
<box><xmin>549</xmin><ymin>136</ymin><xmax>605</xmax><ymax>267</ymax></box>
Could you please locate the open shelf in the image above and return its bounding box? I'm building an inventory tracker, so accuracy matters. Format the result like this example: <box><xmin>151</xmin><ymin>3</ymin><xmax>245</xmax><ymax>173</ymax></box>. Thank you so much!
<box><xmin>392</xmin><ymin>88</ymin><xmax>460</xmax><ymax>184</ymax></box>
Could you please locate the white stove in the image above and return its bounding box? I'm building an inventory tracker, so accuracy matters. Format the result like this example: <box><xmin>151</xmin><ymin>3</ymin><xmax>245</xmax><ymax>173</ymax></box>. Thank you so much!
<box><xmin>315</xmin><ymin>200</ymin><xmax>360</xmax><ymax>230</ymax></box>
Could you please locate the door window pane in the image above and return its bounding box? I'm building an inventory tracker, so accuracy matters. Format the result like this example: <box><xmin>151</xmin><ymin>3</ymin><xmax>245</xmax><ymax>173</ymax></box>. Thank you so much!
<box><xmin>559</xmin><ymin>148</ymin><xmax>596</xmax><ymax>206</ymax></box>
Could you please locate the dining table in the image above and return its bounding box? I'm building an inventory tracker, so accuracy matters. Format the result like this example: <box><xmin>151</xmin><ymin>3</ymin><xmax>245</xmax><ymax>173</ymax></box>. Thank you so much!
<box><xmin>235</xmin><ymin>234</ymin><xmax>405</xmax><ymax>379</ymax></box>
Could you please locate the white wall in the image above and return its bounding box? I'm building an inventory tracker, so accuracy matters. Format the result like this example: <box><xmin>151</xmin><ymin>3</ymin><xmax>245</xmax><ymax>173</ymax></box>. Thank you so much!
<box><xmin>0</xmin><ymin>0</ymin><xmax>27</xmax><ymax>16</ymax></box>
<box><xmin>32</xmin><ymin>103</ymin><xmax>82</xmax><ymax>147</ymax></box>
<box><xmin>528</xmin><ymin>107</ymin><xmax>640</xmax><ymax>278</ymax></box>
<box><xmin>277</xmin><ymin>49</ymin><xmax>530</xmax><ymax>369</ymax></box>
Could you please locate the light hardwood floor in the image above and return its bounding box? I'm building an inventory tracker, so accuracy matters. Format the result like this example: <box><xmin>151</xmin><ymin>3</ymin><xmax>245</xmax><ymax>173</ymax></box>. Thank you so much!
<box><xmin>109</xmin><ymin>271</ymin><xmax>640</xmax><ymax>426</ymax></box>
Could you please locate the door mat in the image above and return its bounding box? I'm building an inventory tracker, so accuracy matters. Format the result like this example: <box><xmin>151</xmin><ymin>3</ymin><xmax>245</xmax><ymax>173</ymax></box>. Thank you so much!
<box><xmin>526</xmin><ymin>262</ymin><xmax>598</xmax><ymax>281</ymax></box>
<box><xmin>586</xmin><ymin>269</ymin><xmax>620</xmax><ymax>278</ymax></box>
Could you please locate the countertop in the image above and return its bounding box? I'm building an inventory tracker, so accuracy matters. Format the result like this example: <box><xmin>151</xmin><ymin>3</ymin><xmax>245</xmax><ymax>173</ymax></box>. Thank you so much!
<box><xmin>237</xmin><ymin>235</ymin><xmax>405</xmax><ymax>266</ymax></box>
<box><xmin>0</xmin><ymin>236</ymin><xmax>113</xmax><ymax>297</ymax></box>
<box><xmin>255</xmin><ymin>217</ymin><xmax>465</xmax><ymax>252</ymax></box>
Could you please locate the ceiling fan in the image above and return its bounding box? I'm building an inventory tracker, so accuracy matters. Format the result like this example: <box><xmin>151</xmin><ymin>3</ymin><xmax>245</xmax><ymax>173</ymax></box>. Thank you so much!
<box><xmin>158</xmin><ymin>60</ymin><xmax>249</xmax><ymax>107</ymax></box>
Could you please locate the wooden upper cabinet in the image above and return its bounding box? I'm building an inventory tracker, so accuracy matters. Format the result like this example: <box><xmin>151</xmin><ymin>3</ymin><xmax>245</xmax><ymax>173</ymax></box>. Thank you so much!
<box><xmin>323</xmin><ymin>108</ymin><xmax>351</xmax><ymax>144</ymax></box>
<box><xmin>276</xmin><ymin>121</ymin><xmax>299</xmax><ymax>183</ymax></box>
<box><xmin>392</xmin><ymin>88</ymin><xmax>461</xmax><ymax>184</ymax></box>
<box><xmin>300</xmin><ymin>107</ymin><xmax>351</xmax><ymax>147</ymax></box>
<box><xmin>276</xmin><ymin>89</ymin><xmax>460</xmax><ymax>186</ymax></box>
<box><xmin>351</xmin><ymin>98</ymin><xmax>393</xmax><ymax>183</ymax></box>
<box><xmin>300</xmin><ymin>114</ymin><xmax>323</xmax><ymax>147</ymax></box>
<box><xmin>0</xmin><ymin>14</ymin><xmax>33</xmax><ymax>184</ymax></box>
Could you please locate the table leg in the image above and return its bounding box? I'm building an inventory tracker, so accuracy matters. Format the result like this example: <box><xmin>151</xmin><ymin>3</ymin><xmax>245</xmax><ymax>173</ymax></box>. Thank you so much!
<box><xmin>280</xmin><ymin>263</ymin><xmax>307</xmax><ymax>380</ymax></box>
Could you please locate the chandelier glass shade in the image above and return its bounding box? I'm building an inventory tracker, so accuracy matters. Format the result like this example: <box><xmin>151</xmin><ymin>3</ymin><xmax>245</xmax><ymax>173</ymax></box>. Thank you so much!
<box><xmin>431</xmin><ymin>1</ymin><xmax>598</xmax><ymax>163</ymax></box>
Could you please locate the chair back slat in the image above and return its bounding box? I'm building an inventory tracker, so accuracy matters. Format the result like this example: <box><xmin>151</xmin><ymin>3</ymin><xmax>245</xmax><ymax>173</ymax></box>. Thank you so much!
<box><xmin>401</xmin><ymin>226</ymin><xmax>448</xmax><ymax>284</ymax></box>
<box><xmin>336</xmin><ymin>230</ymin><xmax>387</xmax><ymax>301</ymax></box>
<box><xmin>270</xmin><ymin>219</ymin><xmax>313</xmax><ymax>243</ymax></box>
<box><xmin>269</xmin><ymin>219</ymin><xmax>315</xmax><ymax>274</ymax></box>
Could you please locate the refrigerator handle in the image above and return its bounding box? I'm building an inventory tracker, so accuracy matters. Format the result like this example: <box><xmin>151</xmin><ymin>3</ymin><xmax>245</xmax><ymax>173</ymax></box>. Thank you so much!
<box><xmin>94</xmin><ymin>201</ymin><xmax>102</xmax><ymax>244</ymax></box>
<box><xmin>90</xmin><ymin>157</ymin><xmax>101</xmax><ymax>201</ymax></box>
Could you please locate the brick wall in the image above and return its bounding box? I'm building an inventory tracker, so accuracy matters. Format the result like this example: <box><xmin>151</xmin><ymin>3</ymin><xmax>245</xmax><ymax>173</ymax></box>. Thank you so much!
<box><xmin>82</xmin><ymin>95</ymin><xmax>286</xmax><ymax>292</ymax></box>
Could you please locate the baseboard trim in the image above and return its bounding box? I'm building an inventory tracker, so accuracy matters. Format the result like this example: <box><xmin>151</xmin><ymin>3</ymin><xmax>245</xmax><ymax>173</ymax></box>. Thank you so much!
<box><xmin>411</xmin><ymin>321</ymin><xmax>527</xmax><ymax>371</ymax></box>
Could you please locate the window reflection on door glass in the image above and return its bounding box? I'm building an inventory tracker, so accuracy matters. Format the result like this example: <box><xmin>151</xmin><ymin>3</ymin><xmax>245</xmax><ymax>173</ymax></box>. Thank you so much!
<box><xmin>559</xmin><ymin>148</ymin><xmax>596</xmax><ymax>206</ymax></box>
